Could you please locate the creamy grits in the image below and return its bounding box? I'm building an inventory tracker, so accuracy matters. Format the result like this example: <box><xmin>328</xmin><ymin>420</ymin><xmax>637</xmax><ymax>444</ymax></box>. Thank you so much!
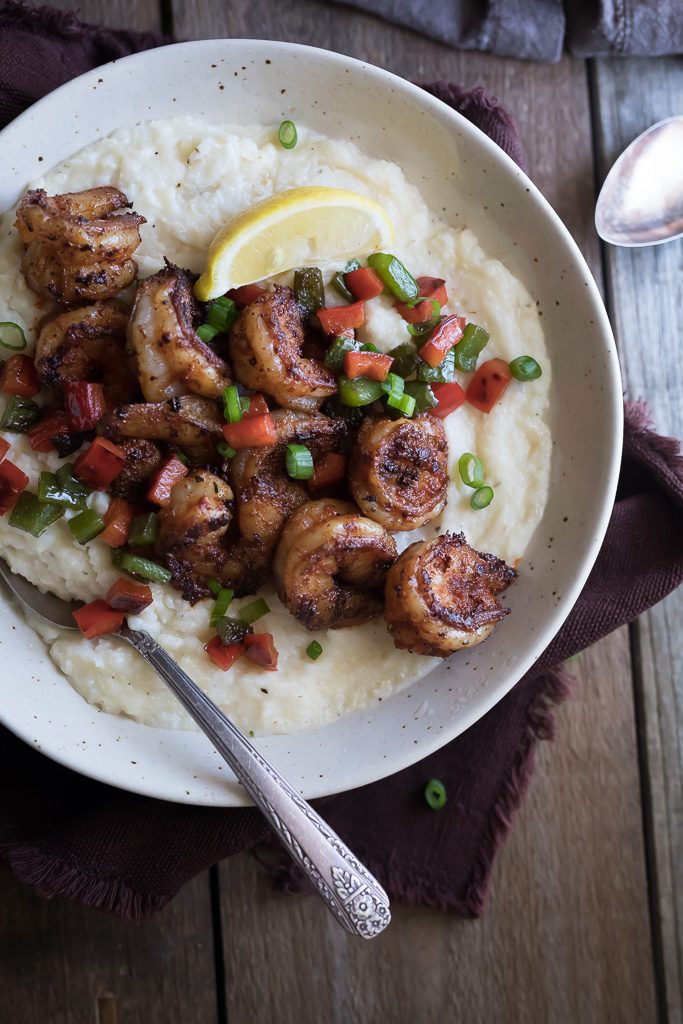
<box><xmin>0</xmin><ymin>117</ymin><xmax>551</xmax><ymax>734</ymax></box>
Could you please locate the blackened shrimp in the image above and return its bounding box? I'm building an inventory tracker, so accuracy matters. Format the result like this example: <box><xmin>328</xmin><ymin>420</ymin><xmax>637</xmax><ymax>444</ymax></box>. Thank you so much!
<box><xmin>109</xmin><ymin>439</ymin><xmax>163</xmax><ymax>501</ymax></box>
<box><xmin>229</xmin><ymin>286</ymin><xmax>336</xmax><ymax>411</ymax></box>
<box><xmin>274</xmin><ymin>498</ymin><xmax>397</xmax><ymax>630</ymax></box>
<box><xmin>35</xmin><ymin>301</ymin><xmax>138</xmax><ymax>403</ymax></box>
<box><xmin>16</xmin><ymin>186</ymin><xmax>145</xmax><ymax>305</ymax></box>
<box><xmin>348</xmin><ymin>415</ymin><xmax>448</xmax><ymax>531</ymax></box>
<box><xmin>126</xmin><ymin>262</ymin><xmax>231</xmax><ymax>402</ymax></box>
<box><xmin>384</xmin><ymin>532</ymin><xmax>516</xmax><ymax>656</ymax></box>
<box><xmin>224</xmin><ymin>411</ymin><xmax>348</xmax><ymax>592</ymax></box>
<box><xmin>100</xmin><ymin>395</ymin><xmax>224</xmax><ymax>465</ymax></box>
<box><xmin>157</xmin><ymin>470</ymin><xmax>234</xmax><ymax>604</ymax></box>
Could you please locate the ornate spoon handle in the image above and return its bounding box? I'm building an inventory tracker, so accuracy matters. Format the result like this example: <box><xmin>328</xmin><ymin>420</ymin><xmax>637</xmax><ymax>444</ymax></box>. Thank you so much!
<box><xmin>120</xmin><ymin>625</ymin><xmax>391</xmax><ymax>938</ymax></box>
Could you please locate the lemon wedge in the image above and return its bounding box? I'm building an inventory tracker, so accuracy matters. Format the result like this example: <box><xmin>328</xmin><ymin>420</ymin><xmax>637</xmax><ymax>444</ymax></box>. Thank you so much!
<box><xmin>194</xmin><ymin>186</ymin><xmax>395</xmax><ymax>301</ymax></box>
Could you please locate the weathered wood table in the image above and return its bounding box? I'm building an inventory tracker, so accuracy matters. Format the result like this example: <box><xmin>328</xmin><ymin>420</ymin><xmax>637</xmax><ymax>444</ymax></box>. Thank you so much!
<box><xmin>1</xmin><ymin>2</ymin><xmax>681</xmax><ymax>1021</ymax></box>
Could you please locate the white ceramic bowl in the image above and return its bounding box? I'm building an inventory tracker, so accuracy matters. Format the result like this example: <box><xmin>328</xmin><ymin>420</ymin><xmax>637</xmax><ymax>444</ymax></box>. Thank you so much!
<box><xmin>0</xmin><ymin>40</ymin><xmax>622</xmax><ymax>806</ymax></box>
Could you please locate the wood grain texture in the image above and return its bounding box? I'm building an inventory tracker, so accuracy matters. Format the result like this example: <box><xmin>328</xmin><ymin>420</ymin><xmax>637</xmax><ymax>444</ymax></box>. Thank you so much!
<box><xmin>0</xmin><ymin>1</ymin><xmax>662</xmax><ymax>1021</ymax></box>
<box><xmin>45</xmin><ymin>0</ymin><xmax>162</xmax><ymax>31</ymax></box>
<box><xmin>0</xmin><ymin>866</ymin><xmax>219</xmax><ymax>1024</ymax></box>
<box><xmin>173</xmin><ymin>4</ymin><xmax>656</xmax><ymax>1021</ymax></box>
<box><xmin>592</xmin><ymin>56</ymin><xmax>683</xmax><ymax>1024</ymax></box>
<box><xmin>217</xmin><ymin>639</ymin><xmax>656</xmax><ymax>1024</ymax></box>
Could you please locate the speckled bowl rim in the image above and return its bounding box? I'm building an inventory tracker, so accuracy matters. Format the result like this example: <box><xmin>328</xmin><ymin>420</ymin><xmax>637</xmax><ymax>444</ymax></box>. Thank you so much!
<box><xmin>0</xmin><ymin>39</ymin><xmax>623</xmax><ymax>806</ymax></box>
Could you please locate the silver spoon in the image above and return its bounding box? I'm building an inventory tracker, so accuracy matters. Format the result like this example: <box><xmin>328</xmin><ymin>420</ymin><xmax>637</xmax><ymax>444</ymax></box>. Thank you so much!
<box><xmin>595</xmin><ymin>115</ymin><xmax>683</xmax><ymax>247</ymax></box>
<box><xmin>0</xmin><ymin>556</ymin><xmax>391</xmax><ymax>939</ymax></box>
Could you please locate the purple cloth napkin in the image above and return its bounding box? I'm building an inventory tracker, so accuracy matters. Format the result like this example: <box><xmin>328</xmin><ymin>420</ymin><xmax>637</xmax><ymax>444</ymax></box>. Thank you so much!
<box><xmin>0</xmin><ymin>2</ymin><xmax>682</xmax><ymax>921</ymax></box>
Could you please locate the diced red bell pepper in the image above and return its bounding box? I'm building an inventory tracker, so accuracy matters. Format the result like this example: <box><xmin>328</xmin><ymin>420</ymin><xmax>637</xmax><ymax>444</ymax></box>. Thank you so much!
<box><xmin>0</xmin><ymin>355</ymin><xmax>40</xmax><ymax>398</ymax></box>
<box><xmin>244</xmin><ymin>632</ymin><xmax>279</xmax><ymax>671</ymax></box>
<box><xmin>0</xmin><ymin>437</ymin><xmax>10</xmax><ymax>463</ymax></box>
<box><xmin>64</xmin><ymin>381</ymin><xmax>107</xmax><ymax>432</ymax></box>
<box><xmin>223</xmin><ymin>413</ymin><xmax>277</xmax><ymax>449</ymax></box>
<box><xmin>343</xmin><ymin>350</ymin><xmax>393</xmax><ymax>382</ymax></box>
<box><xmin>105</xmin><ymin>578</ymin><xmax>153</xmax><ymax>613</ymax></box>
<box><xmin>419</xmin><ymin>315</ymin><xmax>466</xmax><ymax>368</ymax></box>
<box><xmin>429</xmin><ymin>382</ymin><xmax>466</xmax><ymax>419</ymax></box>
<box><xmin>73</xmin><ymin>599</ymin><xmax>125</xmax><ymax>640</ymax></box>
<box><xmin>241</xmin><ymin>393</ymin><xmax>270</xmax><ymax>419</ymax></box>
<box><xmin>205</xmin><ymin>635</ymin><xmax>245</xmax><ymax>671</ymax></box>
<box><xmin>26</xmin><ymin>408</ymin><xmax>70</xmax><ymax>454</ymax></box>
<box><xmin>344</xmin><ymin>267</ymin><xmax>384</xmax><ymax>301</ymax></box>
<box><xmin>309</xmin><ymin>452</ymin><xmax>347</xmax><ymax>490</ymax></box>
<box><xmin>146</xmin><ymin>455</ymin><xmax>189</xmax><ymax>507</ymax></box>
<box><xmin>317</xmin><ymin>301</ymin><xmax>365</xmax><ymax>335</ymax></box>
<box><xmin>73</xmin><ymin>437</ymin><xmax>127</xmax><ymax>490</ymax></box>
<box><xmin>227</xmin><ymin>284</ymin><xmax>266</xmax><ymax>309</ymax></box>
<box><xmin>466</xmin><ymin>358</ymin><xmax>512</xmax><ymax>414</ymax></box>
<box><xmin>0</xmin><ymin>459</ymin><xmax>29</xmax><ymax>515</ymax></box>
<box><xmin>416</xmin><ymin>276</ymin><xmax>448</xmax><ymax>305</ymax></box>
<box><xmin>99</xmin><ymin>497</ymin><xmax>135</xmax><ymax>548</ymax></box>
<box><xmin>395</xmin><ymin>276</ymin><xmax>449</xmax><ymax>323</ymax></box>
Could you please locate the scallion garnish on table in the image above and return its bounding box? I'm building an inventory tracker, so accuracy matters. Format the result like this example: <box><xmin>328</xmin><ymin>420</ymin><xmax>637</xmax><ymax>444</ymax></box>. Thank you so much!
<box><xmin>424</xmin><ymin>778</ymin><xmax>447</xmax><ymax>810</ymax></box>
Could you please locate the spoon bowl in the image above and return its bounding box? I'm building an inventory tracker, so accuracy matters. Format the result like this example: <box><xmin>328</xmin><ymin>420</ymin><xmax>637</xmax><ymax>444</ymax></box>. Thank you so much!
<box><xmin>596</xmin><ymin>115</ymin><xmax>683</xmax><ymax>247</ymax></box>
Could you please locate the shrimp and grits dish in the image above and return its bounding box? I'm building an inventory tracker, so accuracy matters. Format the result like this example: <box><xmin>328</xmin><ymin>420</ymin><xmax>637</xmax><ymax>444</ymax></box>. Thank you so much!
<box><xmin>0</xmin><ymin>117</ymin><xmax>550</xmax><ymax>736</ymax></box>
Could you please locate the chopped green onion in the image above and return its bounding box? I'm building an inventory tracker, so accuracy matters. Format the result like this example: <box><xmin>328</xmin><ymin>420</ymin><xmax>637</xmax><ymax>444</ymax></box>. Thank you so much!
<box><xmin>406</xmin><ymin>300</ymin><xmax>441</xmax><ymax>337</ymax></box>
<box><xmin>210</xmin><ymin>587</ymin><xmax>234</xmax><ymax>629</ymax></box>
<box><xmin>68</xmin><ymin>509</ymin><xmax>106</xmax><ymax>544</ymax></box>
<box><xmin>216</xmin><ymin>440</ymin><xmax>237</xmax><ymax>460</ymax></box>
<box><xmin>175</xmin><ymin>451</ymin><xmax>189</xmax><ymax>466</ymax></box>
<box><xmin>293</xmin><ymin>267</ymin><xmax>325</xmax><ymax>313</ymax></box>
<box><xmin>120</xmin><ymin>552</ymin><xmax>172</xmax><ymax>584</ymax></box>
<box><xmin>388</xmin><ymin>341</ymin><xmax>418</xmax><ymax>378</ymax></box>
<box><xmin>110</xmin><ymin>548</ymin><xmax>124</xmax><ymax>568</ymax></box>
<box><xmin>380</xmin><ymin>372</ymin><xmax>405</xmax><ymax>400</ymax></box>
<box><xmin>223</xmin><ymin>384</ymin><xmax>245</xmax><ymax>423</ymax></box>
<box><xmin>207</xmin><ymin>577</ymin><xmax>222</xmax><ymax>599</ymax></box>
<box><xmin>207</xmin><ymin>296</ymin><xmax>238</xmax><ymax>333</ymax></box>
<box><xmin>360</xmin><ymin>342</ymin><xmax>378</xmax><ymax>352</ymax></box>
<box><xmin>387</xmin><ymin>391</ymin><xmax>416</xmax><ymax>417</ymax></box>
<box><xmin>453</xmin><ymin>323</ymin><xmax>489</xmax><ymax>373</ymax></box>
<box><xmin>278</xmin><ymin>119</ymin><xmax>297</xmax><ymax>149</ymax></box>
<box><xmin>324</xmin><ymin>335</ymin><xmax>361</xmax><ymax>372</ymax></box>
<box><xmin>424</xmin><ymin>778</ymin><xmax>447</xmax><ymax>810</ymax></box>
<box><xmin>417</xmin><ymin>347</ymin><xmax>456</xmax><ymax>383</ymax></box>
<box><xmin>128</xmin><ymin>512</ymin><xmax>160</xmax><ymax>547</ymax></box>
<box><xmin>471</xmin><ymin>485</ymin><xmax>494</xmax><ymax>510</ymax></box>
<box><xmin>197</xmin><ymin>323</ymin><xmax>221</xmax><ymax>344</ymax></box>
<box><xmin>403</xmin><ymin>380</ymin><xmax>437</xmax><ymax>413</ymax></box>
<box><xmin>306</xmin><ymin>640</ymin><xmax>323</xmax><ymax>661</ymax></box>
<box><xmin>216</xmin><ymin>616</ymin><xmax>252</xmax><ymax>645</ymax></box>
<box><xmin>0</xmin><ymin>396</ymin><xmax>40</xmax><ymax>432</ymax></box>
<box><xmin>458</xmin><ymin>453</ymin><xmax>486</xmax><ymax>489</ymax></box>
<box><xmin>286</xmin><ymin>443</ymin><xmax>314</xmax><ymax>480</ymax></box>
<box><xmin>239</xmin><ymin>597</ymin><xmax>270</xmax><ymax>625</ymax></box>
<box><xmin>9</xmin><ymin>491</ymin><xmax>64</xmax><ymax>536</ymax></box>
<box><xmin>367</xmin><ymin>253</ymin><xmax>419</xmax><ymax>302</ymax></box>
<box><xmin>38</xmin><ymin>470</ymin><xmax>89</xmax><ymax>510</ymax></box>
<box><xmin>0</xmin><ymin>322</ymin><xmax>27</xmax><ymax>351</ymax></box>
<box><xmin>338</xmin><ymin>374</ymin><xmax>384</xmax><ymax>407</ymax></box>
<box><xmin>509</xmin><ymin>355</ymin><xmax>542</xmax><ymax>381</ymax></box>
